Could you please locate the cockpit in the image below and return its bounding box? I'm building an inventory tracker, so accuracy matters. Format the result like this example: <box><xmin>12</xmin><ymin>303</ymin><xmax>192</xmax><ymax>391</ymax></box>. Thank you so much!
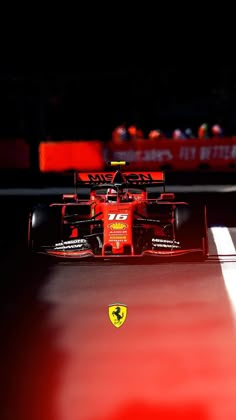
<box><xmin>105</xmin><ymin>188</ymin><xmax>133</xmax><ymax>203</ymax></box>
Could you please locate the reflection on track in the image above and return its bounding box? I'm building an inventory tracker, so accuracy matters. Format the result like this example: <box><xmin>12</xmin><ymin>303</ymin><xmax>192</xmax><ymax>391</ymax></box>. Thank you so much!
<box><xmin>2</xmin><ymin>195</ymin><xmax>236</xmax><ymax>420</ymax></box>
<box><xmin>35</xmin><ymin>230</ymin><xmax>236</xmax><ymax>420</ymax></box>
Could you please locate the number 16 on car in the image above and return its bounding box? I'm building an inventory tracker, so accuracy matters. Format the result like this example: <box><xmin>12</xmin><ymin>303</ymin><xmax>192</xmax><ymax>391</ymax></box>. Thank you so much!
<box><xmin>108</xmin><ymin>214</ymin><xmax>128</xmax><ymax>220</ymax></box>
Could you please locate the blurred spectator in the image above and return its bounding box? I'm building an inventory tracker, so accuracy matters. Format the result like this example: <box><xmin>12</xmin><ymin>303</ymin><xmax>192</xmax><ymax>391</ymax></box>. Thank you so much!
<box><xmin>198</xmin><ymin>123</ymin><xmax>209</xmax><ymax>139</ymax></box>
<box><xmin>211</xmin><ymin>123</ymin><xmax>223</xmax><ymax>137</ymax></box>
<box><xmin>185</xmin><ymin>128</ymin><xmax>195</xmax><ymax>139</ymax></box>
<box><xmin>148</xmin><ymin>129</ymin><xmax>163</xmax><ymax>140</ymax></box>
<box><xmin>128</xmin><ymin>124</ymin><xmax>144</xmax><ymax>139</ymax></box>
<box><xmin>112</xmin><ymin>122</ymin><xmax>129</xmax><ymax>142</ymax></box>
<box><xmin>173</xmin><ymin>128</ymin><xmax>187</xmax><ymax>139</ymax></box>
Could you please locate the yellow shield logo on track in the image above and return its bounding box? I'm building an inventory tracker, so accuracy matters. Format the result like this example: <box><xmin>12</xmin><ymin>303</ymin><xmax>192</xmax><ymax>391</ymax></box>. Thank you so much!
<box><xmin>108</xmin><ymin>303</ymin><xmax>128</xmax><ymax>328</ymax></box>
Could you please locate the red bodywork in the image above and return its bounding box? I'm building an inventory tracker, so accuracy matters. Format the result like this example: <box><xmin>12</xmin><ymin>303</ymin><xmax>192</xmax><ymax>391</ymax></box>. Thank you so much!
<box><xmin>35</xmin><ymin>167</ymin><xmax>208</xmax><ymax>259</ymax></box>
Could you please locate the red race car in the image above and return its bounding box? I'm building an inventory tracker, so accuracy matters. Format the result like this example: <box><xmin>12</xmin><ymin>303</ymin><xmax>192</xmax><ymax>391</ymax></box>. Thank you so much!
<box><xmin>28</xmin><ymin>162</ymin><xmax>209</xmax><ymax>260</ymax></box>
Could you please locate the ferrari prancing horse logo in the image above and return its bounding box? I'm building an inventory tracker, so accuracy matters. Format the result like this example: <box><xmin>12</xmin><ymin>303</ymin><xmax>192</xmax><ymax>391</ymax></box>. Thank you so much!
<box><xmin>108</xmin><ymin>303</ymin><xmax>128</xmax><ymax>328</ymax></box>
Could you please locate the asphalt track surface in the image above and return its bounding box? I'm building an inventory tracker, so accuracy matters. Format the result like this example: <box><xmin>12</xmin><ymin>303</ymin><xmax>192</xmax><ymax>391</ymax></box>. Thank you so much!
<box><xmin>1</xmin><ymin>192</ymin><xmax>236</xmax><ymax>420</ymax></box>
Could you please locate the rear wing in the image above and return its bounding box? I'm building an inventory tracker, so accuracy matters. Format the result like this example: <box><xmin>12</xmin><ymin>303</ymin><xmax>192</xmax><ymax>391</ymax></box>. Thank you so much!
<box><xmin>76</xmin><ymin>171</ymin><xmax>164</xmax><ymax>183</ymax></box>
<box><xmin>74</xmin><ymin>171</ymin><xmax>165</xmax><ymax>192</ymax></box>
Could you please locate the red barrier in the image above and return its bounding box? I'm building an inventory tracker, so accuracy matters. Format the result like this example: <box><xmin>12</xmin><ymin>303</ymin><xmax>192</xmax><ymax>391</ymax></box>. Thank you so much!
<box><xmin>105</xmin><ymin>137</ymin><xmax>236</xmax><ymax>171</ymax></box>
<box><xmin>39</xmin><ymin>137</ymin><xmax>236</xmax><ymax>173</ymax></box>
<box><xmin>0</xmin><ymin>138</ymin><xmax>30</xmax><ymax>169</ymax></box>
<box><xmin>39</xmin><ymin>140</ymin><xmax>104</xmax><ymax>172</ymax></box>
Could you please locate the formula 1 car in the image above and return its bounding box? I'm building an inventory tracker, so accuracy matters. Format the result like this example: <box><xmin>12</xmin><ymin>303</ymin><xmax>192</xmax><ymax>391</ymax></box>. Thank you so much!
<box><xmin>28</xmin><ymin>162</ymin><xmax>209</xmax><ymax>260</ymax></box>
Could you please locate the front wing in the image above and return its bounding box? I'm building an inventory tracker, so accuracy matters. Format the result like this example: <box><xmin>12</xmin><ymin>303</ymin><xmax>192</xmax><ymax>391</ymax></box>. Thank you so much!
<box><xmin>40</xmin><ymin>245</ymin><xmax>205</xmax><ymax>259</ymax></box>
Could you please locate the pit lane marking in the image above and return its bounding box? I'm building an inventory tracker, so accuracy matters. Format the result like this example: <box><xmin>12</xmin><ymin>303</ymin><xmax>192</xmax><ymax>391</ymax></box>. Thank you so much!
<box><xmin>211</xmin><ymin>227</ymin><xmax>236</xmax><ymax>317</ymax></box>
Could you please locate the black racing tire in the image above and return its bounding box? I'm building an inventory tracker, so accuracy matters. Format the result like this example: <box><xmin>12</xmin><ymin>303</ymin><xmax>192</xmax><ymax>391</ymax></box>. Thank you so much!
<box><xmin>174</xmin><ymin>203</ymin><xmax>208</xmax><ymax>260</ymax></box>
<box><xmin>28</xmin><ymin>204</ymin><xmax>62</xmax><ymax>252</ymax></box>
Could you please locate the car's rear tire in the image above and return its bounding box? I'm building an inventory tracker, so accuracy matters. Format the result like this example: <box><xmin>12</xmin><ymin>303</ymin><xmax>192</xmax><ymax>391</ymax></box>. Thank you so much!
<box><xmin>28</xmin><ymin>204</ymin><xmax>62</xmax><ymax>252</ymax></box>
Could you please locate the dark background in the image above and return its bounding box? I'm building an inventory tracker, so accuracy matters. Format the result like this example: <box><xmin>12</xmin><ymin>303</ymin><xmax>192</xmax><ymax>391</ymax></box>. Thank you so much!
<box><xmin>1</xmin><ymin>68</ymin><xmax>236</xmax><ymax>142</ymax></box>
<box><xmin>2</xmin><ymin>68</ymin><xmax>236</xmax><ymax>420</ymax></box>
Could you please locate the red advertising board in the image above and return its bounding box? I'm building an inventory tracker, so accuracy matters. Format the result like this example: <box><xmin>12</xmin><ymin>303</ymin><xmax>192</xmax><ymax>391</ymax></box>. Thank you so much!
<box><xmin>38</xmin><ymin>137</ymin><xmax>236</xmax><ymax>172</ymax></box>
<box><xmin>105</xmin><ymin>138</ymin><xmax>236</xmax><ymax>171</ymax></box>
<box><xmin>39</xmin><ymin>140</ymin><xmax>104</xmax><ymax>172</ymax></box>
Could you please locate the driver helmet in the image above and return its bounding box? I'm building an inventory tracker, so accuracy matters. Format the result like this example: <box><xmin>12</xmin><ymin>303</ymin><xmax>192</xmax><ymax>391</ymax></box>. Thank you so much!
<box><xmin>106</xmin><ymin>188</ymin><xmax>117</xmax><ymax>202</ymax></box>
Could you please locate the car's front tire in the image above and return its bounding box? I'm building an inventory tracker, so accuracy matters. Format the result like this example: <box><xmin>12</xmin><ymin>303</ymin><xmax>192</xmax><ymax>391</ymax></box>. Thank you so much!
<box><xmin>174</xmin><ymin>203</ymin><xmax>208</xmax><ymax>260</ymax></box>
<box><xmin>28</xmin><ymin>204</ymin><xmax>62</xmax><ymax>252</ymax></box>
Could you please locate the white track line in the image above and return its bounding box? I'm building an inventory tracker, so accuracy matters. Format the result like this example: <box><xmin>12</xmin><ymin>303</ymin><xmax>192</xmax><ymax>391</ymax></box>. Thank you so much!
<box><xmin>0</xmin><ymin>185</ymin><xmax>236</xmax><ymax>195</ymax></box>
<box><xmin>211</xmin><ymin>227</ymin><xmax>236</xmax><ymax>316</ymax></box>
